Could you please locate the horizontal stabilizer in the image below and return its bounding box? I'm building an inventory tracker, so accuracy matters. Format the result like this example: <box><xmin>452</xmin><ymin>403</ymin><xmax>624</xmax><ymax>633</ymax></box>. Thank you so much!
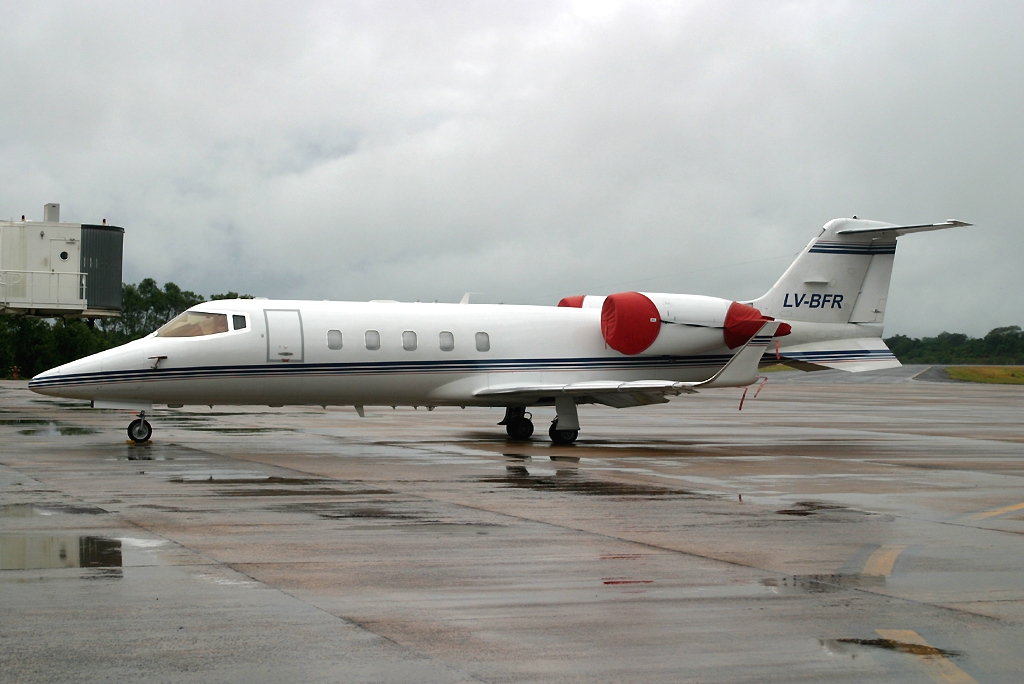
<box><xmin>776</xmin><ymin>337</ymin><xmax>901</xmax><ymax>373</ymax></box>
<box><xmin>835</xmin><ymin>219</ymin><xmax>971</xmax><ymax>238</ymax></box>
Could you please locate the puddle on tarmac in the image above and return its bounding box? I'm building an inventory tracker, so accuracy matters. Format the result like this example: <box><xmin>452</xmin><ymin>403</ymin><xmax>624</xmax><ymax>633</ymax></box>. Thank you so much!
<box><xmin>18</xmin><ymin>425</ymin><xmax>99</xmax><ymax>436</ymax></box>
<box><xmin>171</xmin><ymin>476</ymin><xmax>328</xmax><ymax>485</ymax></box>
<box><xmin>217</xmin><ymin>487</ymin><xmax>355</xmax><ymax>497</ymax></box>
<box><xmin>826</xmin><ymin>637</ymin><xmax>961</xmax><ymax>659</ymax></box>
<box><xmin>273</xmin><ymin>501</ymin><xmax>429</xmax><ymax>523</ymax></box>
<box><xmin>0</xmin><ymin>504</ymin><xmax>107</xmax><ymax>518</ymax></box>
<box><xmin>114</xmin><ymin>446</ymin><xmax>173</xmax><ymax>461</ymax></box>
<box><xmin>270</xmin><ymin>499</ymin><xmax>438</xmax><ymax>520</ymax></box>
<box><xmin>189</xmin><ymin>427</ymin><xmax>277</xmax><ymax>433</ymax></box>
<box><xmin>324</xmin><ymin>507</ymin><xmax>422</xmax><ymax>520</ymax></box>
<box><xmin>762</xmin><ymin>574</ymin><xmax>885</xmax><ymax>593</ymax></box>
<box><xmin>170</xmin><ymin>475</ymin><xmax>393</xmax><ymax>498</ymax></box>
<box><xmin>0</xmin><ymin>535</ymin><xmax>121</xmax><ymax>570</ymax></box>
<box><xmin>777</xmin><ymin>501</ymin><xmax>854</xmax><ymax>516</ymax></box>
<box><xmin>1</xmin><ymin>419</ymin><xmax>98</xmax><ymax>435</ymax></box>
<box><xmin>481</xmin><ymin>465</ymin><xmax>703</xmax><ymax>498</ymax></box>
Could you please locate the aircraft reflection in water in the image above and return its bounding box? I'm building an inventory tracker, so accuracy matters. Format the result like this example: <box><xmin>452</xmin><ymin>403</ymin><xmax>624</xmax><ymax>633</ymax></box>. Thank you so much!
<box><xmin>30</xmin><ymin>218</ymin><xmax>969</xmax><ymax>444</ymax></box>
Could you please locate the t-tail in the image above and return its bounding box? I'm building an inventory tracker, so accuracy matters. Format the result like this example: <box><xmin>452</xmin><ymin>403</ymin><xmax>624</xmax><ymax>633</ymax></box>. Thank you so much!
<box><xmin>749</xmin><ymin>218</ymin><xmax>971</xmax><ymax>372</ymax></box>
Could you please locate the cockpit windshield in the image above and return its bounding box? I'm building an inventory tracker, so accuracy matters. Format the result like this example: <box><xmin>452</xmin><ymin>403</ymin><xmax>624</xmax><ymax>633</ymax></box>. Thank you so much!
<box><xmin>156</xmin><ymin>311</ymin><xmax>229</xmax><ymax>338</ymax></box>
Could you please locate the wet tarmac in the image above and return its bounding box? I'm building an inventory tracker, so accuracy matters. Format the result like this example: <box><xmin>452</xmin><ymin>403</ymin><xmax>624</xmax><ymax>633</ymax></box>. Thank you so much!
<box><xmin>1</xmin><ymin>366</ymin><xmax>1022</xmax><ymax>682</ymax></box>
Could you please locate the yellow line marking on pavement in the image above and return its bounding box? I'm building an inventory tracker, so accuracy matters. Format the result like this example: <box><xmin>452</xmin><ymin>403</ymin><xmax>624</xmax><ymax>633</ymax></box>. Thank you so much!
<box><xmin>862</xmin><ymin>544</ymin><xmax>906</xmax><ymax>576</ymax></box>
<box><xmin>875</xmin><ymin>630</ymin><xmax>977</xmax><ymax>684</ymax></box>
<box><xmin>971</xmin><ymin>502</ymin><xmax>1024</xmax><ymax>520</ymax></box>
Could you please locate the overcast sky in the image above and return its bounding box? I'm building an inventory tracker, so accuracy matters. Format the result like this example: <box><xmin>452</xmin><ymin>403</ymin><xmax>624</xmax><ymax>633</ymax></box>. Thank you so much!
<box><xmin>1</xmin><ymin>1</ymin><xmax>1021</xmax><ymax>337</ymax></box>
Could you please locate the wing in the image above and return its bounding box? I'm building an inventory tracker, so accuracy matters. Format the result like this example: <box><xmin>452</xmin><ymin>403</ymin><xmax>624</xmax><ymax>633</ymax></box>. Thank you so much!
<box><xmin>476</xmin><ymin>321</ymin><xmax>780</xmax><ymax>408</ymax></box>
<box><xmin>477</xmin><ymin>379</ymin><xmax>697</xmax><ymax>408</ymax></box>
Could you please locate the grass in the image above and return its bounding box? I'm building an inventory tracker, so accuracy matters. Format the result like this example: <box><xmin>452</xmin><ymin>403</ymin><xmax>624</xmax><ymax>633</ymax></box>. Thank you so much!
<box><xmin>945</xmin><ymin>366</ymin><xmax>1024</xmax><ymax>385</ymax></box>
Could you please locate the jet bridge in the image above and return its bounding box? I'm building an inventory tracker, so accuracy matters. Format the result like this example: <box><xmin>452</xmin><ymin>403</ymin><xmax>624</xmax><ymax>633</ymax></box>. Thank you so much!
<box><xmin>1</xmin><ymin>203</ymin><xmax>124</xmax><ymax>318</ymax></box>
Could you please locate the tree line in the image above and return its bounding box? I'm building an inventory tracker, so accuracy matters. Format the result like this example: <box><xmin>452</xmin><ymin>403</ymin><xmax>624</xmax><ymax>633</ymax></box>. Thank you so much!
<box><xmin>884</xmin><ymin>326</ymin><xmax>1024</xmax><ymax>365</ymax></box>
<box><xmin>1</xmin><ymin>281</ymin><xmax>1022</xmax><ymax>378</ymax></box>
<box><xmin>0</xmin><ymin>279</ymin><xmax>251</xmax><ymax>379</ymax></box>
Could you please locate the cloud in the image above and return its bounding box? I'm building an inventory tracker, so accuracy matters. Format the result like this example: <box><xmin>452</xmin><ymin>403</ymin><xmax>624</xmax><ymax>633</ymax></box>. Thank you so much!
<box><xmin>1</xmin><ymin>0</ymin><xmax>1020</xmax><ymax>336</ymax></box>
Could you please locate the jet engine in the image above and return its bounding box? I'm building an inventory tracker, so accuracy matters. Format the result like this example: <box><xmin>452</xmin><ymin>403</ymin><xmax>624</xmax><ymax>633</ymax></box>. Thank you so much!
<box><xmin>558</xmin><ymin>291</ymin><xmax>789</xmax><ymax>356</ymax></box>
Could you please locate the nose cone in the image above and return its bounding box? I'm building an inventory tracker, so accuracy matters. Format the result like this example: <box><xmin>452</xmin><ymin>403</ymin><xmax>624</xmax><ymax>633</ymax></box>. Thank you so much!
<box><xmin>28</xmin><ymin>365</ymin><xmax>62</xmax><ymax>396</ymax></box>
<box><xmin>28</xmin><ymin>351</ymin><xmax>108</xmax><ymax>397</ymax></box>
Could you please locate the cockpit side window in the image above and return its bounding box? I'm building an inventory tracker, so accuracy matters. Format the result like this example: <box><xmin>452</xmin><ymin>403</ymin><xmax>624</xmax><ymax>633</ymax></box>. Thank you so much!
<box><xmin>156</xmin><ymin>311</ymin><xmax>230</xmax><ymax>338</ymax></box>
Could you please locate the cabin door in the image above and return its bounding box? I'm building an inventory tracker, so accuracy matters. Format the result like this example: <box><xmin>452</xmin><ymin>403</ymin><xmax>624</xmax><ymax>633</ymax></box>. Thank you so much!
<box><xmin>264</xmin><ymin>309</ymin><xmax>304</xmax><ymax>363</ymax></box>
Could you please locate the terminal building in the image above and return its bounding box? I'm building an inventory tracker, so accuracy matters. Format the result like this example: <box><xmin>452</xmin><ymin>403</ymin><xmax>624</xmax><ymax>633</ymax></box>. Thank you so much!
<box><xmin>0</xmin><ymin>203</ymin><xmax>124</xmax><ymax>319</ymax></box>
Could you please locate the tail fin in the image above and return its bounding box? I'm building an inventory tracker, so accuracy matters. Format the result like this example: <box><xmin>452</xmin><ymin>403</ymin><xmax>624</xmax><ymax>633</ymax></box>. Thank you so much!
<box><xmin>752</xmin><ymin>219</ymin><xmax>970</xmax><ymax>326</ymax></box>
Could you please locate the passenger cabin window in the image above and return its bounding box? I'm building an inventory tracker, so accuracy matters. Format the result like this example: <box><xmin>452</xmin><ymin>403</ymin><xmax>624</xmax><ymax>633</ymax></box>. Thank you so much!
<box><xmin>439</xmin><ymin>331</ymin><xmax>454</xmax><ymax>352</ymax></box>
<box><xmin>402</xmin><ymin>331</ymin><xmax>417</xmax><ymax>351</ymax></box>
<box><xmin>232</xmin><ymin>315</ymin><xmax>247</xmax><ymax>331</ymax></box>
<box><xmin>327</xmin><ymin>329</ymin><xmax>343</xmax><ymax>350</ymax></box>
<box><xmin>156</xmin><ymin>311</ymin><xmax>229</xmax><ymax>338</ymax></box>
<box><xmin>475</xmin><ymin>332</ymin><xmax>490</xmax><ymax>352</ymax></box>
<box><xmin>365</xmin><ymin>330</ymin><xmax>380</xmax><ymax>350</ymax></box>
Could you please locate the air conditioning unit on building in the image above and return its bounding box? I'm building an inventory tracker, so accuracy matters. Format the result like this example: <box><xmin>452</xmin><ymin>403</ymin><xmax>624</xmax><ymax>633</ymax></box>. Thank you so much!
<box><xmin>1</xmin><ymin>204</ymin><xmax>124</xmax><ymax>318</ymax></box>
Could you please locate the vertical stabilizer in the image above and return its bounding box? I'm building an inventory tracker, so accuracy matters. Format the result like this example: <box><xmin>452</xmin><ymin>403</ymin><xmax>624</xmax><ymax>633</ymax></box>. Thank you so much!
<box><xmin>752</xmin><ymin>218</ymin><xmax>969</xmax><ymax>327</ymax></box>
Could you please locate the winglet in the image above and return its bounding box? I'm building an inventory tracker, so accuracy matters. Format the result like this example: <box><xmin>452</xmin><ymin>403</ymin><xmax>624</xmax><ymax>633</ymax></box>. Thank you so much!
<box><xmin>688</xmin><ymin>321</ymin><xmax>781</xmax><ymax>389</ymax></box>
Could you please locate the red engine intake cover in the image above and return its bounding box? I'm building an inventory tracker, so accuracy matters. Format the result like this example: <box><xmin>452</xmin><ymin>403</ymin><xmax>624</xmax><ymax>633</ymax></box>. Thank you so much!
<box><xmin>600</xmin><ymin>292</ymin><xmax>661</xmax><ymax>355</ymax></box>
<box><xmin>724</xmin><ymin>301</ymin><xmax>791</xmax><ymax>349</ymax></box>
<box><xmin>558</xmin><ymin>295</ymin><xmax>585</xmax><ymax>308</ymax></box>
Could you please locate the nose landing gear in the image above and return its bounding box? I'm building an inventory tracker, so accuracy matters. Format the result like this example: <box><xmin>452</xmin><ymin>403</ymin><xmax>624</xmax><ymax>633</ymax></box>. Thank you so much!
<box><xmin>128</xmin><ymin>411</ymin><xmax>153</xmax><ymax>444</ymax></box>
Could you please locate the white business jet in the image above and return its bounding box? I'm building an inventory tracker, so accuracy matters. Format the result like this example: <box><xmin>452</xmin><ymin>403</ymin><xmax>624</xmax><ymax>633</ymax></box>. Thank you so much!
<box><xmin>30</xmin><ymin>218</ymin><xmax>969</xmax><ymax>444</ymax></box>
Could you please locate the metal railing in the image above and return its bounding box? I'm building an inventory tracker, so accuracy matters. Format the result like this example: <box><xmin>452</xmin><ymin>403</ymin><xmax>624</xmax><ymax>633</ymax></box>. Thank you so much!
<box><xmin>0</xmin><ymin>270</ymin><xmax>88</xmax><ymax>311</ymax></box>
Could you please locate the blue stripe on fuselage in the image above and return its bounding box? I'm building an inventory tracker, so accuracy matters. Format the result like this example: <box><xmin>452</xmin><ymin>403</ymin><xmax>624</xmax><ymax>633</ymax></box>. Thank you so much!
<box><xmin>28</xmin><ymin>354</ymin><xmax>737</xmax><ymax>390</ymax></box>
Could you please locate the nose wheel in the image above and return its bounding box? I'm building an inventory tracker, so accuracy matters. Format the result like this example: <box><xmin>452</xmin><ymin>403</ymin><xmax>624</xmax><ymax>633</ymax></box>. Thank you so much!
<box><xmin>128</xmin><ymin>413</ymin><xmax>153</xmax><ymax>444</ymax></box>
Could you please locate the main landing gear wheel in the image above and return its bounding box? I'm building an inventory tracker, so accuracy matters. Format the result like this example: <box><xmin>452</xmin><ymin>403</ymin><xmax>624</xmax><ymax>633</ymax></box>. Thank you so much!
<box><xmin>500</xmin><ymin>407</ymin><xmax>534</xmax><ymax>441</ymax></box>
<box><xmin>549</xmin><ymin>421</ymin><xmax>578</xmax><ymax>445</ymax></box>
<box><xmin>506</xmin><ymin>418</ymin><xmax>534</xmax><ymax>440</ymax></box>
<box><xmin>128</xmin><ymin>418</ymin><xmax>152</xmax><ymax>444</ymax></box>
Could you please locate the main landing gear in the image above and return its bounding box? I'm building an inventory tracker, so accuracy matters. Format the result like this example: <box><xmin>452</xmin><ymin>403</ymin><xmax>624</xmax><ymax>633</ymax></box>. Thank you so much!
<box><xmin>548</xmin><ymin>421</ymin><xmax>579</xmax><ymax>445</ymax></box>
<box><xmin>549</xmin><ymin>396</ymin><xmax>580</xmax><ymax>445</ymax></box>
<box><xmin>501</xmin><ymin>399</ymin><xmax>581</xmax><ymax>445</ymax></box>
<box><xmin>128</xmin><ymin>411</ymin><xmax>153</xmax><ymax>444</ymax></box>
<box><xmin>499</xmin><ymin>407</ymin><xmax>534</xmax><ymax>440</ymax></box>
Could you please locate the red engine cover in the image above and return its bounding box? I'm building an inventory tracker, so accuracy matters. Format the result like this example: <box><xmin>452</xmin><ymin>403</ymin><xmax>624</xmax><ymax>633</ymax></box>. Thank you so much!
<box><xmin>558</xmin><ymin>295</ymin><xmax>585</xmax><ymax>308</ymax></box>
<box><xmin>600</xmin><ymin>292</ymin><xmax>662</xmax><ymax>355</ymax></box>
<box><xmin>724</xmin><ymin>301</ymin><xmax>791</xmax><ymax>349</ymax></box>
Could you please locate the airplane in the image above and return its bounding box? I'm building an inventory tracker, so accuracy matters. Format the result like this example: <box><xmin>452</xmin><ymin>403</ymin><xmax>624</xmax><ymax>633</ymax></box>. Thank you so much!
<box><xmin>29</xmin><ymin>217</ymin><xmax>970</xmax><ymax>444</ymax></box>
